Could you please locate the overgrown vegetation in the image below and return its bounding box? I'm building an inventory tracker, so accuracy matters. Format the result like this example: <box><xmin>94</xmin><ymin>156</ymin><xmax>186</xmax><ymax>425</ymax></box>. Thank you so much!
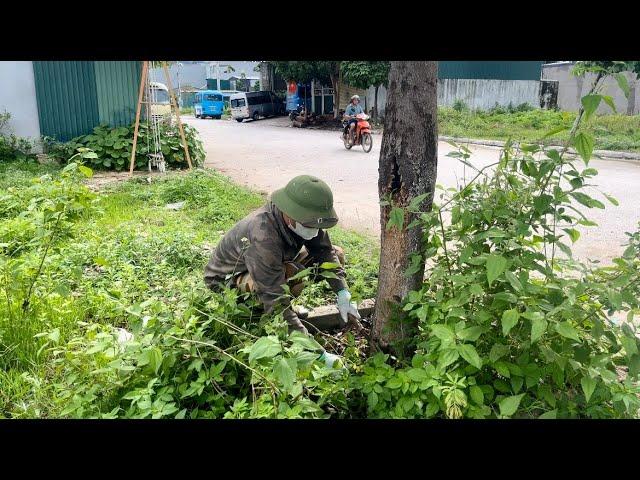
<box><xmin>0</xmin><ymin>159</ymin><xmax>379</xmax><ymax>418</ymax></box>
<box><xmin>1</xmin><ymin>61</ymin><xmax>639</xmax><ymax>419</ymax></box>
<box><xmin>439</xmin><ymin>106</ymin><xmax>640</xmax><ymax>152</ymax></box>
<box><xmin>0</xmin><ymin>111</ymin><xmax>37</xmax><ymax>163</ymax></box>
<box><xmin>43</xmin><ymin>122</ymin><xmax>205</xmax><ymax>171</ymax></box>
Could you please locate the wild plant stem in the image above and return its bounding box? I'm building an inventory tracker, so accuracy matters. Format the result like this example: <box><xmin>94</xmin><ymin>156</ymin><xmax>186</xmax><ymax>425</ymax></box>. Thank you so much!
<box><xmin>22</xmin><ymin>210</ymin><xmax>64</xmax><ymax>313</ymax></box>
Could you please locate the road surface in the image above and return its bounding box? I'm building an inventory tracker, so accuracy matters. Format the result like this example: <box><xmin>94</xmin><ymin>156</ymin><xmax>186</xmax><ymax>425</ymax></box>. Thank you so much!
<box><xmin>185</xmin><ymin>115</ymin><xmax>640</xmax><ymax>265</ymax></box>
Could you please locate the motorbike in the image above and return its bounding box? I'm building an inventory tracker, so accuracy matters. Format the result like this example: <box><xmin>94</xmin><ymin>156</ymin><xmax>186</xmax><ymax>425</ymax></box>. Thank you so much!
<box><xmin>342</xmin><ymin>113</ymin><xmax>373</xmax><ymax>153</ymax></box>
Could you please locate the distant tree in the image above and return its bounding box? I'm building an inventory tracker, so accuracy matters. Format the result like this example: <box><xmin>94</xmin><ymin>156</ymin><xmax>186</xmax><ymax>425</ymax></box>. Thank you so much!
<box><xmin>253</xmin><ymin>81</ymin><xmax>261</xmax><ymax>92</ymax></box>
<box><xmin>341</xmin><ymin>61</ymin><xmax>391</xmax><ymax>120</ymax></box>
<box><xmin>268</xmin><ymin>61</ymin><xmax>342</xmax><ymax>118</ymax></box>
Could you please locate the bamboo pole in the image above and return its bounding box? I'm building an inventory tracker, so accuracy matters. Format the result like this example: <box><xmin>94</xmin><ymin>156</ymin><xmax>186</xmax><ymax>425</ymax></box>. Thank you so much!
<box><xmin>162</xmin><ymin>62</ymin><xmax>193</xmax><ymax>170</ymax></box>
<box><xmin>129</xmin><ymin>61</ymin><xmax>148</xmax><ymax>176</ymax></box>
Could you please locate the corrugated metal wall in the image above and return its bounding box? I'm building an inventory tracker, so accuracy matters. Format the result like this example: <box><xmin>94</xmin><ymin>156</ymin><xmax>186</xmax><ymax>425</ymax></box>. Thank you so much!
<box><xmin>94</xmin><ymin>61</ymin><xmax>142</xmax><ymax>127</ymax></box>
<box><xmin>439</xmin><ymin>61</ymin><xmax>543</xmax><ymax>81</ymax></box>
<box><xmin>33</xmin><ymin>61</ymin><xmax>100</xmax><ymax>141</ymax></box>
<box><xmin>33</xmin><ymin>61</ymin><xmax>141</xmax><ymax>141</ymax></box>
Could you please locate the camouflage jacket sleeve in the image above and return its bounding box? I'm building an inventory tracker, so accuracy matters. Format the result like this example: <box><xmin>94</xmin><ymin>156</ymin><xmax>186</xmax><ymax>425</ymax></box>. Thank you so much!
<box><xmin>305</xmin><ymin>230</ymin><xmax>348</xmax><ymax>293</ymax></box>
<box><xmin>243</xmin><ymin>233</ymin><xmax>307</xmax><ymax>334</ymax></box>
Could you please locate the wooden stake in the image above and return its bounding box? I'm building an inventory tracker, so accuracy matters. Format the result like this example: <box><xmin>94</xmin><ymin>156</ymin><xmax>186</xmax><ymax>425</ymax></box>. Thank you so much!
<box><xmin>129</xmin><ymin>61</ymin><xmax>148</xmax><ymax>176</ymax></box>
<box><xmin>162</xmin><ymin>62</ymin><xmax>193</xmax><ymax>170</ymax></box>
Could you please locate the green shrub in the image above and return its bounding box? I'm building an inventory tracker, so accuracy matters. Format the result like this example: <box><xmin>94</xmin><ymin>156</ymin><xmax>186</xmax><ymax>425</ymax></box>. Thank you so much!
<box><xmin>349</xmin><ymin>141</ymin><xmax>640</xmax><ymax>419</ymax></box>
<box><xmin>1</xmin><ymin>112</ymin><xmax>37</xmax><ymax>163</ymax></box>
<box><xmin>46</xmin><ymin>122</ymin><xmax>205</xmax><ymax>171</ymax></box>
<box><xmin>452</xmin><ymin>99</ymin><xmax>468</xmax><ymax>113</ymax></box>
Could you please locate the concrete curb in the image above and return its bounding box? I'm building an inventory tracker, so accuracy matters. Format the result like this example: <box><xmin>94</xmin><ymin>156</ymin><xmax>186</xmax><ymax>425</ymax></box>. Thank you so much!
<box><xmin>438</xmin><ymin>135</ymin><xmax>640</xmax><ymax>162</ymax></box>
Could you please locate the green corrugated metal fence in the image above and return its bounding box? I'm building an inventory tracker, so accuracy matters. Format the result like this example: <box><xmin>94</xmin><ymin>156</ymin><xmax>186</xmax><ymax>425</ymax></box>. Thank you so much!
<box><xmin>438</xmin><ymin>61</ymin><xmax>543</xmax><ymax>80</ymax></box>
<box><xmin>33</xmin><ymin>61</ymin><xmax>100</xmax><ymax>141</ymax></box>
<box><xmin>33</xmin><ymin>61</ymin><xmax>142</xmax><ymax>141</ymax></box>
<box><xmin>94</xmin><ymin>61</ymin><xmax>142</xmax><ymax>127</ymax></box>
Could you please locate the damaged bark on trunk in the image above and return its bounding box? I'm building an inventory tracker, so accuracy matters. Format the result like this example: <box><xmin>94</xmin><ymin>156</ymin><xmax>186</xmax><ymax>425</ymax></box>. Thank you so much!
<box><xmin>371</xmin><ymin>61</ymin><xmax>438</xmax><ymax>353</ymax></box>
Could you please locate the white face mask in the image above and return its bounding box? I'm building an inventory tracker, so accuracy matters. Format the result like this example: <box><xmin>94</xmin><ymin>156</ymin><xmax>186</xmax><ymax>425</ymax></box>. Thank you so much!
<box><xmin>288</xmin><ymin>221</ymin><xmax>319</xmax><ymax>240</ymax></box>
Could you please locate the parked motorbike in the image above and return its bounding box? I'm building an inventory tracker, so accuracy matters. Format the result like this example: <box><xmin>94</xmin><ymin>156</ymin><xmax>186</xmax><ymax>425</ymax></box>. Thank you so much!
<box><xmin>342</xmin><ymin>113</ymin><xmax>373</xmax><ymax>153</ymax></box>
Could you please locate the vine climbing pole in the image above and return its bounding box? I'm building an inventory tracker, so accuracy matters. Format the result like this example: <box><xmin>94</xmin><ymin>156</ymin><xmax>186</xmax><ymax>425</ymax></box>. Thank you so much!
<box><xmin>129</xmin><ymin>61</ymin><xmax>149</xmax><ymax>176</ymax></box>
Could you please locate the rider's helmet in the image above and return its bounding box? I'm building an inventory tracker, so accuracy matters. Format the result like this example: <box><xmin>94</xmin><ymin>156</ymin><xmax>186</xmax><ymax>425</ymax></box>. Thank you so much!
<box><xmin>271</xmin><ymin>175</ymin><xmax>339</xmax><ymax>229</ymax></box>
<box><xmin>351</xmin><ymin>94</ymin><xmax>360</xmax><ymax>102</ymax></box>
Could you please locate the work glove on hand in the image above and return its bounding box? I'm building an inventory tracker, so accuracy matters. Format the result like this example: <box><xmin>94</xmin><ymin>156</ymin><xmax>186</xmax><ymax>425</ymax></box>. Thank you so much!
<box><xmin>337</xmin><ymin>289</ymin><xmax>361</xmax><ymax>324</ymax></box>
<box><xmin>318</xmin><ymin>350</ymin><xmax>345</xmax><ymax>370</ymax></box>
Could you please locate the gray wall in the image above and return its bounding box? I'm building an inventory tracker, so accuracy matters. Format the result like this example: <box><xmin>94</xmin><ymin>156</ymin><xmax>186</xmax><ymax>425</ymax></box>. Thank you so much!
<box><xmin>0</xmin><ymin>61</ymin><xmax>41</xmax><ymax>144</ymax></box>
<box><xmin>365</xmin><ymin>79</ymin><xmax>542</xmax><ymax>118</ymax></box>
<box><xmin>542</xmin><ymin>62</ymin><xmax>639</xmax><ymax>114</ymax></box>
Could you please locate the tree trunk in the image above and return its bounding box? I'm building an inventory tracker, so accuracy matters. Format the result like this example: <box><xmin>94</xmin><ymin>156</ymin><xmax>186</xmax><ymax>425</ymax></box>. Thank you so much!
<box><xmin>371</xmin><ymin>61</ymin><xmax>439</xmax><ymax>353</ymax></box>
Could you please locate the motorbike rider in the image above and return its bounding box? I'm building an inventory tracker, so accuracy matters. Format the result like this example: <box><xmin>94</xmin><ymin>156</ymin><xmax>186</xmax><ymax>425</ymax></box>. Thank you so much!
<box><xmin>343</xmin><ymin>95</ymin><xmax>365</xmax><ymax>143</ymax></box>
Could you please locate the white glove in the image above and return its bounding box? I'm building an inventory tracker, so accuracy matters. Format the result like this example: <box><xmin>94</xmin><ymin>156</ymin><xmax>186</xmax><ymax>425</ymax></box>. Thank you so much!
<box><xmin>337</xmin><ymin>289</ymin><xmax>361</xmax><ymax>324</ymax></box>
<box><xmin>318</xmin><ymin>351</ymin><xmax>345</xmax><ymax>369</ymax></box>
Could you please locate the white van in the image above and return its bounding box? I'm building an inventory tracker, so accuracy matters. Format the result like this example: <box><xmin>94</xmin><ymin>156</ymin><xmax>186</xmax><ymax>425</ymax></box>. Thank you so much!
<box><xmin>230</xmin><ymin>91</ymin><xmax>284</xmax><ymax>123</ymax></box>
<box><xmin>149</xmin><ymin>82</ymin><xmax>171</xmax><ymax>122</ymax></box>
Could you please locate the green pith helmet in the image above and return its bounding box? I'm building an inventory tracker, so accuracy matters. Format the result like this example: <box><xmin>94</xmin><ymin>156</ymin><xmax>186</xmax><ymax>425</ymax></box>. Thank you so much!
<box><xmin>271</xmin><ymin>175</ymin><xmax>339</xmax><ymax>229</ymax></box>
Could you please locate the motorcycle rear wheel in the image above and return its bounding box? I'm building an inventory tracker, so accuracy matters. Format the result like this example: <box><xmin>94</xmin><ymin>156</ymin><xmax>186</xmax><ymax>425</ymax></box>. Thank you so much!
<box><xmin>361</xmin><ymin>133</ymin><xmax>373</xmax><ymax>153</ymax></box>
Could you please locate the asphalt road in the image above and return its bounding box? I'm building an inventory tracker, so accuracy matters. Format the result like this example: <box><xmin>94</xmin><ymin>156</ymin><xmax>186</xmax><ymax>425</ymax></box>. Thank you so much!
<box><xmin>185</xmin><ymin>115</ymin><xmax>640</xmax><ymax>265</ymax></box>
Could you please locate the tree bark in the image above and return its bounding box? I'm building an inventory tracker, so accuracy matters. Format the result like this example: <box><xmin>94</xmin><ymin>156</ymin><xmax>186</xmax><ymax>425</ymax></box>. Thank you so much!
<box><xmin>371</xmin><ymin>61</ymin><xmax>439</xmax><ymax>353</ymax></box>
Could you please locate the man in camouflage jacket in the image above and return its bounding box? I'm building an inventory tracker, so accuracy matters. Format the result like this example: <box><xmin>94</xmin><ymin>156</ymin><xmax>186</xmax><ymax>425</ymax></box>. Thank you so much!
<box><xmin>204</xmin><ymin>175</ymin><xmax>361</xmax><ymax>366</ymax></box>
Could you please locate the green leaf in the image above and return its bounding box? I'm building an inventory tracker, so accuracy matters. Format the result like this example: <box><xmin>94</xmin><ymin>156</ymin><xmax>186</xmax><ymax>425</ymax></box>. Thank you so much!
<box><xmin>501</xmin><ymin>309</ymin><xmax>519</xmax><ymax>336</ymax></box>
<box><xmin>248</xmin><ymin>336</ymin><xmax>282</xmax><ymax>363</ymax></box>
<box><xmin>486</xmin><ymin>254</ymin><xmax>507</xmax><ymax>287</ymax></box>
<box><xmin>408</xmin><ymin>193</ymin><xmax>430</xmax><ymax>211</ymax></box>
<box><xmin>470</xmin><ymin>385</ymin><xmax>484</xmax><ymax>405</ymax></box>
<box><xmin>319</xmin><ymin>262</ymin><xmax>339</xmax><ymax>270</ymax></box>
<box><xmin>289</xmin><ymin>331</ymin><xmax>322</xmax><ymax>351</ymax></box>
<box><xmin>573</xmin><ymin>132</ymin><xmax>595</xmax><ymax>164</ymax></box>
<box><xmin>457</xmin><ymin>326</ymin><xmax>486</xmax><ymax>342</ymax></box>
<box><xmin>439</xmin><ymin>349</ymin><xmax>460</xmax><ymax>369</ymax></box>
<box><xmin>614</xmin><ymin>73</ymin><xmax>630</xmax><ymax>99</ymax></box>
<box><xmin>494</xmin><ymin>361</ymin><xmax>511</xmax><ymax>378</ymax></box>
<box><xmin>555</xmin><ymin>322</ymin><xmax>581</xmax><ymax>342</ymax></box>
<box><xmin>563</xmin><ymin>228</ymin><xmax>580</xmax><ymax>244</ymax></box>
<box><xmin>601</xmin><ymin>95</ymin><xmax>616</xmax><ymax>113</ymax></box>
<box><xmin>603</xmin><ymin>193</ymin><xmax>619</xmax><ymax>206</ymax></box>
<box><xmin>386</xmin><ymin>377</ymin><xmax>403</xmax><ymax>389</ymax></box>
<box><xmin>458</xmin><ymin>344</ymin><xmax>482</xmax><ymax>369</ymax></box>
<box><xmin>386</xmin><ymin>207</ymin><xmax>405</xmax><ymax>231</ymax></box>
<box><xmin>580</xmin><ymin>376</ymin><xmax>596</xmax><ymax>403</ymax></box>
<box><xmin>531</xmin><ymin>318</ymin><xmax>548</xmax><ymax>343</ymax></box>
<box><xmin>542</xmin><ymin>126</ymin><xmax>569</xmax><ymax>139</ymax></box>
<box><xmin>628</xmin><ymin>354</ymin><xmax>640</xmax><ymax>379</ymax></box>
<box><xmin>621</xmin><ymin>335</ymin><xmax>639</xmax><ymax>356</ymax></box>
<box><xmin>430</xmin><ymin>324</ymin><xmax>455</xmax><ymax>342</ymax></box>
<box><xmin>489</xmin><ymin>344</ymin><xmax>509</xmax><ymax>363</ymax></box>
<box><xmin>539</xmin><ymin>409</ymin><xmax>557</xmax><ymax>419</ymax></box>
<box><xmin>498</xmin><ymin>393</ymin><xmax>525</xmax><ymax>417</ymax></box>
<box><xmin>570</xmin><ymin>192</ymin><xmax>605</xmax><ymax>209</ymax></box>
<box><xmin>273</xmin><ymin>357</ymin><xmax>295</xmax><ymax>391</ymax></box>
<box><xmin>406</xmin><ymin>368</ymin><xmax>429</xmax><ymax>382</ymax></box>
<box><xmin>78</xmin><ymin>165</ymin><xmax>94</xmax><ymax>177</ymax></box>
<box><xmin>505</xmin><ymin>271</ymin><xmax>523</xmax><ymax>292</ymax></box>
<box><xmin>581</xmin><ymin>94</ymin><xmax>602</xmax><ymax>122</ymax></box>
